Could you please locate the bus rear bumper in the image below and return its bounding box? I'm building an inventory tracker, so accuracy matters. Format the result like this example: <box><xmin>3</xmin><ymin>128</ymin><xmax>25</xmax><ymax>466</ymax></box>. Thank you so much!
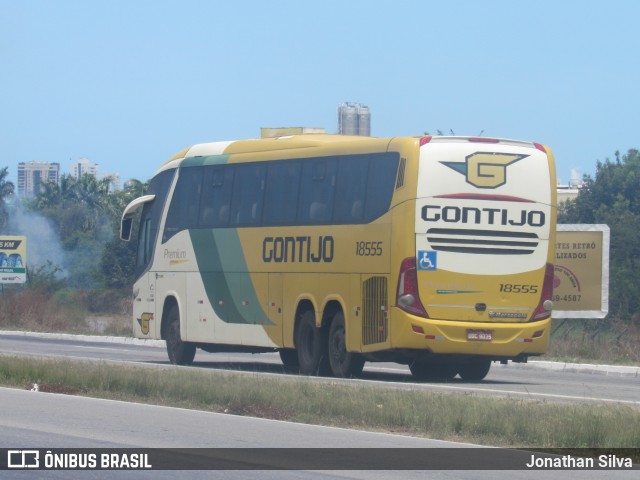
<box><xmin>390</xmin><ymin>312</ymin><xmax>551</xmax><ymax>358</ymax></box>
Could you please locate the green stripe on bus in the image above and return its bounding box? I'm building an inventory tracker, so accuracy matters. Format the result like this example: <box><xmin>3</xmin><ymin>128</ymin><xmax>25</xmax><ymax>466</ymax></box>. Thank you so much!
<box><xmin>189</xmin><ymin>229</ymin><xmax>273</xmax><ymax>325</ymax></box>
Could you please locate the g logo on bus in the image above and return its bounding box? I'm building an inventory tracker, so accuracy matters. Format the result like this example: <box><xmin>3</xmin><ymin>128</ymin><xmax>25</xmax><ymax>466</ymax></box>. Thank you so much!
<box><xmin>137</xmin><ymin>312</ymin><xmax>154</xmax><ymax>335</ymax></box>
<box><xmin>441</xmin><ymin>152</ymin><xmax>528</xmax><ymax>189</ymax></box>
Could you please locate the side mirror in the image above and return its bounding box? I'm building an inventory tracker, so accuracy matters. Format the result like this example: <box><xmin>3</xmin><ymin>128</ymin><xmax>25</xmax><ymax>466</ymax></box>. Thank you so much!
<box><xmin>120</xmin><ymin>217</ymin><xmax>133</xmax><ymax>241</ymax></box>
<box><xmin>120</xmin><ymin>194</ymin><xmax>156</xmax><ymax>242</ymax></box>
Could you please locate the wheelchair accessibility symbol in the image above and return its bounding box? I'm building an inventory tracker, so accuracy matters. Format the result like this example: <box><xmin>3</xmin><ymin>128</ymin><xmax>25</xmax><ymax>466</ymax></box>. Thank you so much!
<box><xmin>418</xmin><ymin>251</ymin><xmax>437</xmax><ymax>270</ymax></box>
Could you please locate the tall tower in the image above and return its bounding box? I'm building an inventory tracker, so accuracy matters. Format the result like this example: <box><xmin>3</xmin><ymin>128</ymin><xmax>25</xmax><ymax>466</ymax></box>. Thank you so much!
<box><xmin>338</xmin><ymin>102</ymin><xmax>371</xmax><ymax>136</ymax></box>
<box><xmin>71</xmin><ymin>158</ymin><xmax>99</xmax><ymax>180</ymax></box>
<box><xmin>17</xmin><ymin>162</ymin><xmax>60</xmax><ymax>197</ymax></box>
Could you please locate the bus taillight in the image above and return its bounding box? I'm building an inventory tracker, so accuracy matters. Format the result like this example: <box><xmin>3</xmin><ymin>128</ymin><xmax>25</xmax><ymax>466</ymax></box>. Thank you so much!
<box><xmin>468</xmin><ymin>137</ymin><xmax>499</xmax><ymax>143</ymax></box>
<box><xmin>531</xmin><ymin>263</ymin><xmax>554</xmax><ymax>321</ymax></box>
<box><xmin>534</xmin><ymin>143</ymin><xmax>547</xmax><ymax>153</ymax></box>
<box><xmin>396</xmin><ymin>257</ymin><xmax>428</xmax><ymax>317</ymax></box>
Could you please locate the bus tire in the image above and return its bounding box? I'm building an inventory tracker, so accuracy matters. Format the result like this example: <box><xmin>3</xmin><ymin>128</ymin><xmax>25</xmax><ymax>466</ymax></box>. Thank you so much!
<box><xmin>328</xmin><ymin>312</ymin><xmax>365</xmax><ymax>378</ymax></box>
<box><xmin>165</xmin><ymin>304</ymin><xmax>196</xmax><ymax>366</ymax></box>
<box><xmin>295</xmin><ymin>309</ymin><xmax>330</xmax><ymax>376</ymax></box>
<box><xmin>457</xmin><ymin>358</ymin><xmax>491</xmax><ymax>382</ymax></box>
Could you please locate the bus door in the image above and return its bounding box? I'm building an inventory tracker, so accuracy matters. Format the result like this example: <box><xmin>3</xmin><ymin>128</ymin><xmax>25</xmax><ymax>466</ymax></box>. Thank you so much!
<box><xmin>125</xmin><ymin>196</ymin><xmax>160</xmax><ymax>338</ymax></box>
<box><xmin>122</xmin><ymin>168</ymin><xmax>176</xmax><ymax>339</ymax></box>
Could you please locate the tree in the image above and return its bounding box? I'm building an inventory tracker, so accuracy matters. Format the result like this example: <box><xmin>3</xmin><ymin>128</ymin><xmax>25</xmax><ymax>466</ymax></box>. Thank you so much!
<box><xmin>98</xmin><ymin>179</ymin><xmax>148</xmax><ymax>288</ymax></box>
<box><xmin>0</xmin><ymin>166</ymin><xmax>15</xmax><ymax>230</ymax></box>
<box><xmin>102</xmin><ymin>178</ymin><xmax>147</xmax><ymax>230</ymax></box>
<box><xmin>28</xmin><ymin>173</ymin><xmax>114</xmax><ymax>287</ymax></box>
<box><xmin>26</xmin><ymin>173</ymin><xmax>149</xmax><ymax>289</ymax></box>
<box><xmin>559</xmin><ymin>149</ymin><xmax>640</xmax><ymax>320</ymax></box>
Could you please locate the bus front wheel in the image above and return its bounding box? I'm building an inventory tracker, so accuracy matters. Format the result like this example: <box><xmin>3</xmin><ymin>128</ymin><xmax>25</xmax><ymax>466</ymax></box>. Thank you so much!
<box><xmin>295</xmin><ymin>310</ymin><xmax>330</xmax><ymax>376</ymax></box>
<box><xmin>165</xmin><ymin>304</ymin><xmax>196</xmax><ymax>366</ymax></box>
<box><xmin>328</xmin><ymin>312</ymin><xmax>365</xmax><ymax>378</ymax></box>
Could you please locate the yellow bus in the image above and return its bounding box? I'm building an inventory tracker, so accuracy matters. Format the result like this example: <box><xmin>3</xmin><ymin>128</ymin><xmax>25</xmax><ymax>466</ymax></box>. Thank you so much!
<box><xmin>121</xmin><ymin>134</ymin><xmax>557</xmax><ymax>381</ymax></box>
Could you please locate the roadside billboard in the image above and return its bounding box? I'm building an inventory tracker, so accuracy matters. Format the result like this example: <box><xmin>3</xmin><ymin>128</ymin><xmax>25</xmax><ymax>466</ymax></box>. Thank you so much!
<box><xmin>553</xmin><ymin>225</ymin><xmax>609</xmax><ymax>319</ymax></box>
<box><xmin>0</xmin><ymin>236</ymin><xmax>27</xmax><ymax>284</ymax></box>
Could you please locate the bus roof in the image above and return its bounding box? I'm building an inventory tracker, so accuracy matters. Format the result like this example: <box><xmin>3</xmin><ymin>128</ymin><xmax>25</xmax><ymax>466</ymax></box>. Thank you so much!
<box><xmin>159</xmin><ymin>134</ymin><xmax>547</xmax><ymax>171</ymax></box>
<box><xmin>162</xmin><ymin>134</ymin><xmax>399</xmax><ymax>167</ymax></box>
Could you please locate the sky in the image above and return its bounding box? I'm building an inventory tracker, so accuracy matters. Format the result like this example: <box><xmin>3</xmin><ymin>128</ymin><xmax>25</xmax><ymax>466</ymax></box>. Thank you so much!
<box><xmin>1</xmin><ymin>0</ymin><xmax>639</xmax><ymax>186</ymax></box>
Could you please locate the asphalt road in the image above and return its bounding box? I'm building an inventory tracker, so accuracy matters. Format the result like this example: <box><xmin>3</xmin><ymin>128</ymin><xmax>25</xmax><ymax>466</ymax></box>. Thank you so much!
<box><xmin>0</xmin><ymin>331</ymin><xmax>638</xmax><ymax>406</ymax></box>
<box><xmin>1</xmin><ymin>387</ymin><xmax>638</xmax><ymax>480</ymax></box>
<box><xmin>0</xmin><ymin>331</ymin><xmax>639</xmax><ymax>479</ymax></box>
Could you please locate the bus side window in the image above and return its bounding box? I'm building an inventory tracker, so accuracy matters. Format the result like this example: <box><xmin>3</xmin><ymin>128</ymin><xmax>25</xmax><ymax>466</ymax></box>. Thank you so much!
<box><xmin>299</xmin><ymin>158</ymin><xmax>337</xmax><ymax>225</ymax></box>
<box><xmin>364</xmin><ymin>153</ymin><xmax>400</xmax><ymax>221</ymax></box>
<box><xmin>263</xmin><ymin>161</ymin><xmax>301</xmax><ymax>225</ymax></box>
<box><xmin>334</xmin><ymin>155</ymin><xmax>368</xmax><ymax>224</ymax></box>
<box><xmin>199</xmin><ymin>166</ymin><xmax>233</xmax><ymax>228</ymax></box>
<box><xmin>230</xmin><ymin>164</ymin><xmax>266</xmax><ymax>227</ymax></box>
<box><xmin>137</xmin><ymin>209</ymin><xmax>152</xmax><ymax>271</ymax></box>
<box><xmin>135</xmin><ymin>168</ymin><xmax>175</xmax><ymax>273</ymax></box>
<box><xmin>163</xmin><ymin>167</ymin><xmax>204</xmax><ymax>242</ymax></box>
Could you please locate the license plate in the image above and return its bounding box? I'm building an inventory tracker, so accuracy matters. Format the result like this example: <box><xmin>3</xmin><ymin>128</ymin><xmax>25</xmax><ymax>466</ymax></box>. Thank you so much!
<box><xmin>467</xmin><ymin>329</ymin><xmax>493</xmax><ymax>341</ymax></box>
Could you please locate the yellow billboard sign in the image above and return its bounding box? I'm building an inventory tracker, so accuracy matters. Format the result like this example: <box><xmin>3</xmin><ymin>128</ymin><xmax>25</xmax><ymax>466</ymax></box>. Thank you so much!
<box><xmin>0</xmin><ymin>236</ymin><xmax>27</xmax><ymax>284</ymax></box>
<box><xmin>553</xmin><ymin>225</ymin><xmax>609</xmax><ymax>318</ymax></box>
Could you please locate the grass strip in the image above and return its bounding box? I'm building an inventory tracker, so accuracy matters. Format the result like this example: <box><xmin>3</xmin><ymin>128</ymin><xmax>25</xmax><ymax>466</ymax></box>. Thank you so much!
<box><xmin>1</xmin><ymin>355</ymin><xmax>639</xmax><ymax>452</ymax></box>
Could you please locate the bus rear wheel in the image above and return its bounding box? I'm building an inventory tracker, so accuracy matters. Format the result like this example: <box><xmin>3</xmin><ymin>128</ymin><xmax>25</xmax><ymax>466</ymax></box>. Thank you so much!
<box><xmin>295</xmin><ymin>310</ymin><xmax>330</xmax><ymax>376</ymax></box>
<box><xmin>457</xmin><ymin>359</ymin><xmax>491</xmax><ymax>382</ymax></box>
<box><xmin>165</xmin><ymin>304</ymin><xmax>196</xmax><ymax>366</ymax></box>
<box><xmin>328</xmin><ymin>312</ymin><xmax>365</xmax><ymax>378</ymax></box>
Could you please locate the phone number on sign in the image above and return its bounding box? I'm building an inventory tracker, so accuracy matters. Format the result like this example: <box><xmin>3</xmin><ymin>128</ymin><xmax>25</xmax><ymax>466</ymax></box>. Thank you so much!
<box><xmin>553</xmin><ymin>294</ymin><xmax>582</xmax><ymax>302</ymax></box>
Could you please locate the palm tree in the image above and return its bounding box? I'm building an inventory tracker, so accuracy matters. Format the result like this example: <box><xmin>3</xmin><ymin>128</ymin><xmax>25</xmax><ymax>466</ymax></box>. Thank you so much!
<box><xmin>0</xmin><ymin>166</ymin><xmax>15</xmax><ymax>229</ymax></box>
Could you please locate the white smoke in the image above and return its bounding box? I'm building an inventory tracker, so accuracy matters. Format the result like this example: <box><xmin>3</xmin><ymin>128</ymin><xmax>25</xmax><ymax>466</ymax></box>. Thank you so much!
<box><xmin>2</xmin><ymin>203</ymin><xmax>68</xmax><ymax>279</ymax></box>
